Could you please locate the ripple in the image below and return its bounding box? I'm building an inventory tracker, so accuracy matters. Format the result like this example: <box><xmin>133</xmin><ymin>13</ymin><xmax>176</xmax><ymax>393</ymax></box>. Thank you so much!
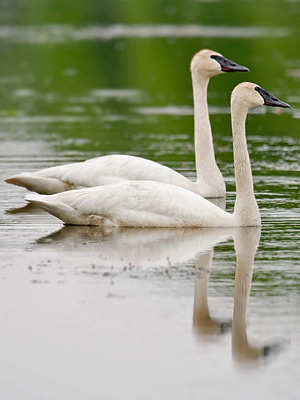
<box><xmin>136</xmin><ymin>105</ymin><xmax>269</xmax><ymax>116</ymax></box>
<box><xmin>136</xmin><ymin>106</ymin><xmax>232</xmax><ymax>116</ymax></box>
<box><xmin>0</xmin><ymin>24</ymin><xmax>290</xmax><ymax>43</ymax></box>
<box><xmin>0</xmin><ymin>115</ymin><xmax>90</xmax><ymax>123</ymax></box>
<box><xmin>71</xmin><ymin>24</ymin><xmax>290</xmax><ymax>40</ymax></box>
<box><xmin>90</xmin><ymin>89</ymin><xmax>142</xmax><ymax>100</ymax></box>
<box><xmin>136</xmin><ymin>106</ymin><xmax>194</xmax><ymax>116</ymax></box>
<box><xmin>286</xmin><ymin>69</ymin><xmax>300</xmax><ymax>79</ymax></box>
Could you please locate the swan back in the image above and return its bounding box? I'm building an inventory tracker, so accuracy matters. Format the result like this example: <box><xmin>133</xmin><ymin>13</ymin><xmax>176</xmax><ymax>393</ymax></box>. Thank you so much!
<box><xmin>26</xmin><ymin>181</ymin><xmax>231</xmax><ymax>228</ymax></box>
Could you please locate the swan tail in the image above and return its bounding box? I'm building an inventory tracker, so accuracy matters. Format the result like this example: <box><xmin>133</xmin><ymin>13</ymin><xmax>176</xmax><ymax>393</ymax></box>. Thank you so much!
<box><xmin>5</xmin><ymin>174</ymin><xmax>73</xmax><ymax>194</ymax></box>
<box><xmin>25</xmin><ymin>194</ymin><xmax>106</xmax><ymax>226</ymax></box>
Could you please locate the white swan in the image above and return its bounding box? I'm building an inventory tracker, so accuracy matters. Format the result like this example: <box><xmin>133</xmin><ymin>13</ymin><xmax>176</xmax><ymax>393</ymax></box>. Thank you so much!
<box><xmin>25</xmin><ymin>82</ymin><xmax>290</xmax><ymax>228</ymax></box>
<box><xmin>6</xmin><ymin>49</ymin><xmax>249</xmax><ymax>198</ymax></box>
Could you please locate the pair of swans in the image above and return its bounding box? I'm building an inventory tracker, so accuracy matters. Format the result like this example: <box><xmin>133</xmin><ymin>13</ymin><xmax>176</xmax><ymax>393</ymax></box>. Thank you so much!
<box><xmin>6</xmin><ymin>49</ymin><xmax>289</xmax><ymax>227</ymax></box>
<box><xmin>24</xmin><ymin>82</ymin><xmax>289</xmax><ymax>227</ymax></box>
<box><xmin>6</xmin><ymin>49</ymin><xmax>249</xmax><ymax>198</ymax></box>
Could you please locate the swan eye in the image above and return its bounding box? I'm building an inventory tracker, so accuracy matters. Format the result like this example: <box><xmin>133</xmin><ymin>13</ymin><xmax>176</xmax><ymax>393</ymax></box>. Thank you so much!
<box><xmin>210</xmin><ymin>55</ymin><xmax>249</xmax><ymax>73</ymax></box>
<box><xmin>210</xmin><ymin>55</ymin><xmax>221</xmax><ymax>62</ymax></box>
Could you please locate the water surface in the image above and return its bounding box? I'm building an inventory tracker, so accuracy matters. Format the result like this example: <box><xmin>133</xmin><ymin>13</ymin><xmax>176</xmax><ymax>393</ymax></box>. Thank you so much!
<box><xmin>0</xmin><ymin>1</ymin><xmax>300</xmax><ymax>399</ymax></box>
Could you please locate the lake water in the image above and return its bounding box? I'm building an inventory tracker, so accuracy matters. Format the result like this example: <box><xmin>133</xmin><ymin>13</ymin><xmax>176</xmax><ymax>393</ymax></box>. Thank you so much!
<box><xmin>0</xmin><ymin>1</ymin><xmax>300</xmax><ymax>399</ymax></box>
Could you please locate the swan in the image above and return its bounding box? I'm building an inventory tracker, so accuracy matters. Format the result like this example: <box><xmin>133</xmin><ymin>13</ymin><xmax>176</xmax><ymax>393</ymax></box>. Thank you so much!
<box><xmin>25</xmin><ymin>82</ymin><xmax>290</xmax><ymax>228</ymax></box>
<box><xmin>6</xmin><ymin>49</ymin><xmax>249</xmax><ymax>198</ymax></box>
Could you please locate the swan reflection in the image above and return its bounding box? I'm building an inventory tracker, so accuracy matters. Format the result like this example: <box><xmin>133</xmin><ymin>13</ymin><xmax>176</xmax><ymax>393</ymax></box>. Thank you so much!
<box><xmin>37</xmin><ymin>225</ymin><xmax>232</xmax><ymax>268</ymax></box>
<box><xmin>231</xmin><ymin>228</ymin><xmax>277</xmax><ymax>363</ymax></box>
<box><xmin>36</xmin><ymin>225</ymin><xmax>278</xmax><ymax>364</ymax></box>
<box><xmin>5</xmin><ymin>202</ymin><xmax>43</xmax><ymax>214</ymax></box>
<box><xmin>193</xmin><ymin>250</ymin><xmax>232</xmax><ymax>336</ymax></box>
<box><xmin>193</xmin><ymin>227</ymin><xmax>279</xmax><ymax>364</ymax></box>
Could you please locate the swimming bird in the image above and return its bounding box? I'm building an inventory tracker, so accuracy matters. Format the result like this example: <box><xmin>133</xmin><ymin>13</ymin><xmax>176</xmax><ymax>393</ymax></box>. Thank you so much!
<box><xmin>25</xmin><ymin>82</ymin><xmax>290</xmax><ymax>228</ymax></box>
<box><xmin>6</xmin><ymin>49</ymin><xmax>249</xmax><ymax>198</ymax></box>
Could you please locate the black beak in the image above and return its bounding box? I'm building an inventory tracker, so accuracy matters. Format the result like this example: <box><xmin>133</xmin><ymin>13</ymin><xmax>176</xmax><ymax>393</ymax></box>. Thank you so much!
<box><xmin>210</xmin><ymin>55</ymin><xmax>250</xmax><ymax>73</ymax></box>
<box><xmin>255</xmin><ymin>86</ymin><xmax>291</xmax><ymax>108</ymax></box>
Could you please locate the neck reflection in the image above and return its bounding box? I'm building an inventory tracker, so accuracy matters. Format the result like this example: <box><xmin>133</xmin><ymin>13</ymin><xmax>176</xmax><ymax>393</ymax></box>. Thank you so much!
<box><xmin>36</xmin><ymin>223</ymin><xmax>277</xmax><ymax>364</ymax></box>
<box><xmin>193</xmin><ymin>226</ymin><xmax>276</xmax><ymax>364</ymax></box>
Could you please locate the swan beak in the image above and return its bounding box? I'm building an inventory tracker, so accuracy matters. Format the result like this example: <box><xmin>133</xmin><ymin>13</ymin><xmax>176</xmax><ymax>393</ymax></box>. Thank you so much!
<box><xmin>255</xmin><ymin>86</ymin><xmax>291</xmax><ymax>108</ymax></box>
<box><xmin>211</xmin><ymin>55</ymin><xmax>250</xmax><ymax>72</ymax></box>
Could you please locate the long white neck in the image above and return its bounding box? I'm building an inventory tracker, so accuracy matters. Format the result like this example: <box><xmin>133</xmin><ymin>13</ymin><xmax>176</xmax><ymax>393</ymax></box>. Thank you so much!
<box><xmin>231</xmin><ymin>104</ymin><xmax>260</xmax><ymax>226</ymax></box>
<box><xmin>192</xmin><ymin>72</ymin><xmax>224</xmax><ymax>192</ymax></box>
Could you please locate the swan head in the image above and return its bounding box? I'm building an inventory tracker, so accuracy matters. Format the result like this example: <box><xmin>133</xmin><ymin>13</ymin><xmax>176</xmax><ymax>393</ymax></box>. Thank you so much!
<box><xmin>231</xmin><ymin>82</ymin><xmax>290</xmax><ymax>111</ymax></box>
<box><xmin>191</xmin><ymin>49</ymin><xmax>249</xmax><ymax>79</ymax></box>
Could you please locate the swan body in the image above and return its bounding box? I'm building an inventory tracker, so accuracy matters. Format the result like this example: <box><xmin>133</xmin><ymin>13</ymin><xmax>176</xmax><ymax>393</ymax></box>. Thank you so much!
<box><xmin>6</xmin><ymin>49</ymin><xmax>249</xmax><ymax>197</ymax></box>
<box><xmin>6</xmin><ymin>154</ymin><xmax>201</xmax><ymax>195</ymax></box>
<box><xmin>25</xmin><ymin>82</ymin><xmax>290</xmax><ymax>228</ymax></box>
<box><xmin>26</xmin><ymin>181</ymin><xmax>233</xmax><ymax>227</ymax></box>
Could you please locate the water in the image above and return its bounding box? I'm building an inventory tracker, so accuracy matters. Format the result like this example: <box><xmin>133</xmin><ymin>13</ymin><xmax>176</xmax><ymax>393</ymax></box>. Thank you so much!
<box><xmin>0</xmin><ymin>0</ymin><xmax>300</xmax><ymax>399</ymax></box>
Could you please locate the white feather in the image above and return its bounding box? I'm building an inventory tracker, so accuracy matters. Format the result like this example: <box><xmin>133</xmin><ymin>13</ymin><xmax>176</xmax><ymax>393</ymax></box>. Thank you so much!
<box><xmin>26</xmin><ymin>181</ymin><xmax>231</xmax><ymax>227</ymax></box>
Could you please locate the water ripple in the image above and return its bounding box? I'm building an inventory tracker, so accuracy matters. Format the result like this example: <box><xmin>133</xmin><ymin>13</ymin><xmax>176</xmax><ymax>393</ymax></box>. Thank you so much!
<box><xmin>0</xmin><ymin>24</ymin><xmax>290</xmax><ymax>43</ymax></box>
<box><xmin>0</xmin><ymin>115</ymin><xmax>90</xmax><ymax>123</ymax></box>
<box><xmin>136</xmin><ymin>105</ymin><xmax>270</xmax><ymax>116</ymax></box>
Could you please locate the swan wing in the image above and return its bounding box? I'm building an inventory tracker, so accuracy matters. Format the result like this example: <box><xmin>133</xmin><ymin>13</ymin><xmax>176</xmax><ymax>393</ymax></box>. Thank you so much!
<box><xmin>25</xmin><ymin>181</ymin><xmax>231</xmax><ymax>227</ymax></box>
<box><xmin>6</xmin><ymin>155</ymin><xmax>194</xmax><ymax>195</ymax></box>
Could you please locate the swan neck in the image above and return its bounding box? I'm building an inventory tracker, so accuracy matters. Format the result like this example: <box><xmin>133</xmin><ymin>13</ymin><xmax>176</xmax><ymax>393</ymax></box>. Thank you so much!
<box><xmin>192</xmin><ymin>73</ymin><xmax>220</xmax><ymax>182</ymax></box>
<box><xmin>231</xmin><ymin>104</ymin><xmax>260</xmax><ymax>226</ymax></box>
